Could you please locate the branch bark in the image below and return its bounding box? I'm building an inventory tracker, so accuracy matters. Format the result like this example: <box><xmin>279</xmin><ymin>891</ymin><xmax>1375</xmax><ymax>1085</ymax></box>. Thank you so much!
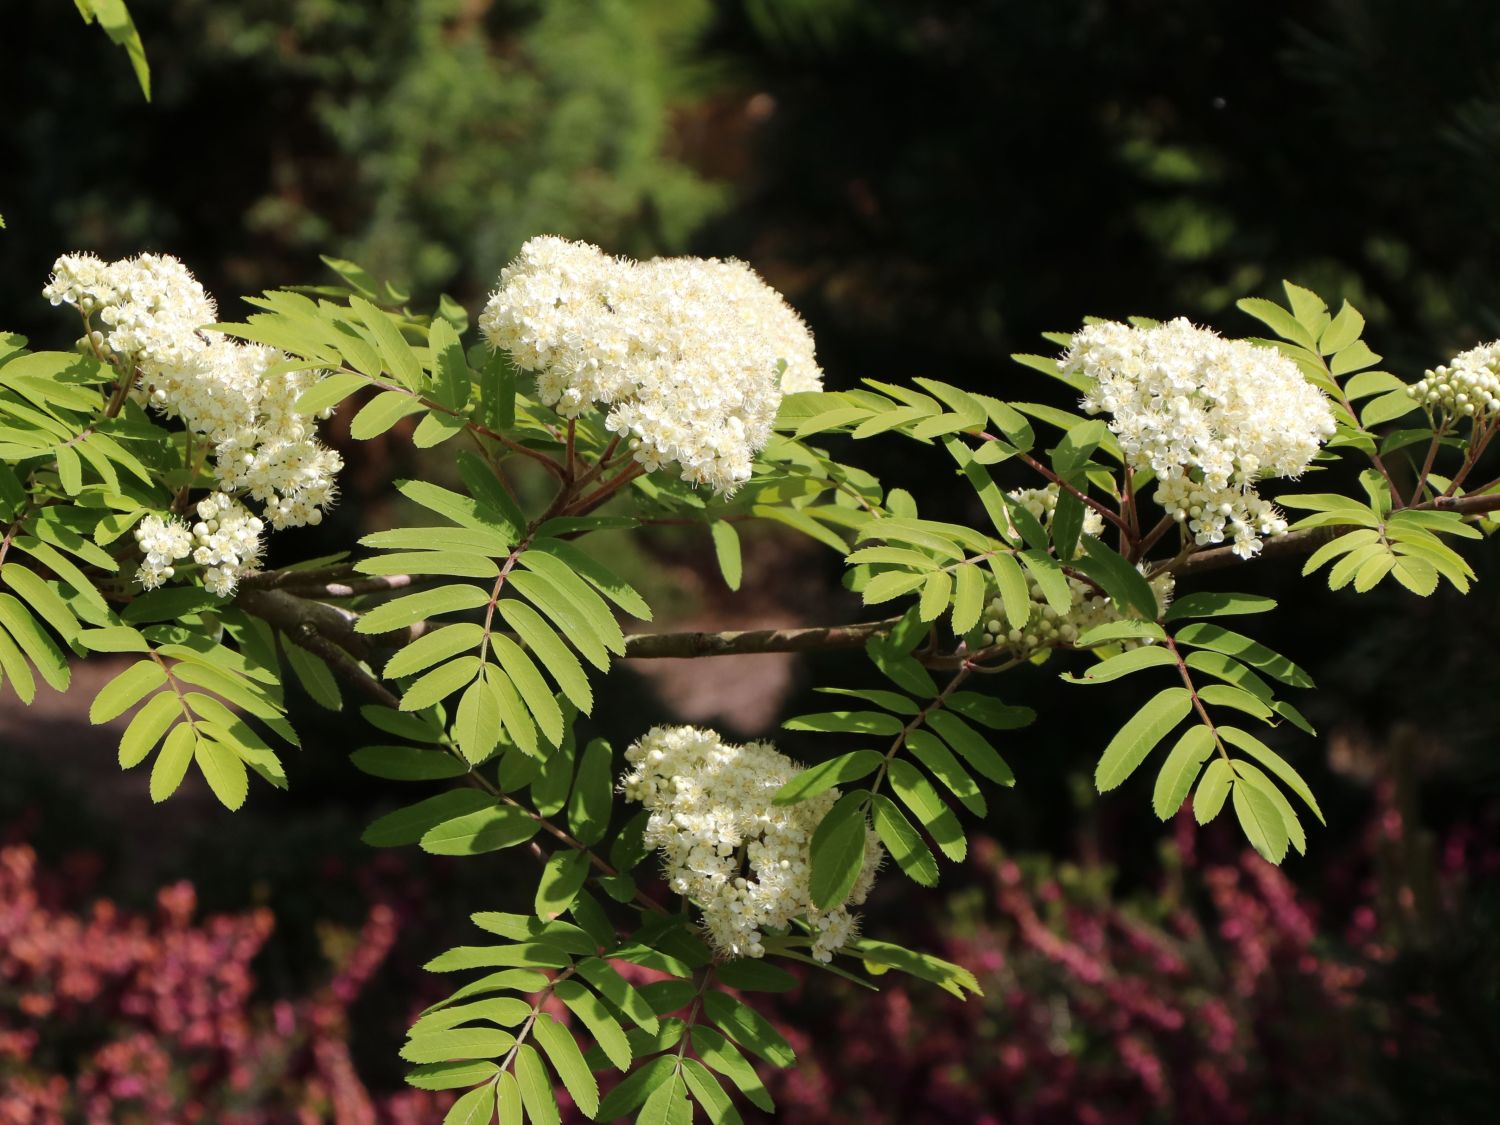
<box><xmin>622</xmin><ymin>618</ymin><xmax>900</xmax><ymax>659</ymax></box>
<box><xmin>234</xmin><ymin>491</ymin><xmax>1500</xmax><ymax>678</ymax></box>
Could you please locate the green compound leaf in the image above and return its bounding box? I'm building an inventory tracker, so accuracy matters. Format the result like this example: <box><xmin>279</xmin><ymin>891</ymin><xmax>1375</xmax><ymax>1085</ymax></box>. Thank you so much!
<box><xmin>90</xmin><ymin>659</ymin><xmax>167</xmax><ymax>724</ymax></box>
<box><xmin>1075</xmin><ymin>536</ymin><xmax>1160</xmax><ymax>620</ymax></box>
<box><xmin>1219</xmin><ymin>726</ymin><xmax>1324</xmax><ymax>824</ymax></box>
<box><xmin>1183</xmin><ymin>649</ymin><xmax>1274</xmax><ymax>701</ymax></box>
<box><xmin>534</xmin><ymin>849</ymin><xmax>590</xmax><ymax>918</ymax></box>
<box><xmin>690</xmin><ymin>1026</ymin><xmax>774</xmax><ymax>1113</ymax></box>
<box><xmin>567</xmin><ymin>738</ymin><xmax>614</xmax><ymax>846</ymax></box>
<box><xmin>149</xmin><ymin>722</ymin><xmax>195</xmax><ymax>802</ymax></box>
<box><xmin>575</xmin><ymin>957</ymin><xmax>659</xmax><ymax>1033</ymax></box>
<box><xmin>554</xmin><ymin>978</ymin><xmax>631</xmax><ymax>1071</ymax></box>
<box><xmin>917</xmin><ymin>569</ymin><xmax>953</xmax><ymax>622</ymax></box>
<box><xmin>1232</xmin><ymin>770</ymin><xmax>1291</xmax><ymax>864</ymax></box>
<box><xmin>194</xmin><ymin>736</ymin><xmax>249</xmax><ymax>810</ymax></box>
<box><xmin>1194</xmin><ymin>758</ymin><xmax>1234</xmax><ymax>824</ymax></box>
<box><xmin>118</xmin><ymin>692</ymin><xmax>179</xmax><ymax>768</ymax></box>
<box><xmin>498</xmin><ymin>601</ymin><xmax>593</xmax><ymax>713</ymax></box>
<box><xmin>532</xmin><ymin>1012</ymin><xmax>599</xmax><ymax>1119</ymax></box>
<box><xmin>408</xmin><ymin>996</ymin><xmax>533</xmax><ymax>1034</ymax></box>
<box><xmin>362</xmin><ymin>789</ymin><xmax>496</xmax><ymax>847</ymax></box>
<box><xmin>701</xmin><ymin>991</ymin><xmax>795</xmax><ymax>1067</ymax></box>
<box><xmin>1152</xmin><ymin>724</ymin><xmax>1216</xmax><ymax>820</ymax></box>
<box><xmin>355</xmin><ymin>585</ymin><xmax>490</xmax><ymax>635</ymax></box>
<box><xmin>496</xmin><ymin>1070</ymin><xmax>523</xmax><ymax>1125</ymax></box>
<box><xmin>1063</xmin><ymin>645</ymin><xmax>1177</xmax><ymax>684</ymax></box>
<box><xmin>491</xmin><ymin>636</ymin><xmax>564</xmax><ymax>746</ymax></box>
<box><xmin>405</xmin><ymin>1059</ymin><xmax>499</xmax><ymax>1091</ymax></box>
<box><xmin>1173</xmin><ymin>622</ymin><xmax>1313</xmax><ymax>688</ymax></box>
<box><xmin>713</xmin><ymin>959</ymin><xmax>797</xmax><ymax>993</ymax></box>
<box><xmin>849</xmin><ymin>937</ymin><xmax>981</xmax><ymax>998</ymax></box>
<box><xmin>527</xmin><ymin>537</ymin><xmax>651</xmax><ymax>620</ymax></box>
<box><xmin>351</xmin><ymin>390</ymin><xmax>425</xmax><ymax>438</ymax></box>
<box><xmin>710</xmin><ymin>520</ymin><xmax>743</xmax><ymax>591</ymax></box>
<box><xmin>402</xmin><ymin>656</ymin><xmax>483</xmax><ymax>713</ymax></box>
<box><xmin>513</xmin><ymin>1042</ymin><xmax>562</xmax><ymax>1125</ymax></box>
<box><xmin>809</xmin><ymin>791</ymin><xmax>870</xmax><ymax>910</ymax></box>
<box><xmin>784</xmin><ymin>710</ymin><xmax>903</xmax><ymax>736</ymax></box>
<box><xmin>886</xmin><ymin>758</ymin><xmax>965</xmax><ymax>861</ymax></box>
<box><xmin>1094</xmin><ymin>687</ymin><xmax>1193</xmax><ymax>793</ymax></box>
<box><xmin>815</xmin><ymin>686</ymin><xmax>919</xmax><ymax>715</ymax></box>
<box><xmin>950</xmin><ymin>563</ymin><xmax>987</xmax><ymax>634</ymax></box>
<box><xmin>905</xmin><ymin>728</ymin><xmax>984</xmax><ymax>814</ymax></box>
<box><xmin>773</xmin><ymin>751</ymin><xmax>881</xmax><ymax>805</ymax></box>
<box><xmin>441</xmin><ymin>1082</ymin><xmax>497</xmax><ymax>1125</ymax></box>
<box><xmin>1164</xmin><ymin>591</ymin><xmax>1277</xmax><ymax>621</ymax></box>
<box><xmin>637</xmin><ymin>1068</ymin><xmax>692</xmax><ymax>1125</ymax></box>
<box><xmin>597</xmin><ymin>1056</ymin><xmax>678</xmax><ymax>1121</ymax></box>
<box><xmin>399</xmin><ymin>1026</ymin><xmax>515</xmax><ymax>1065</ymax></box>
<box><xmin>420</xmin><ymin>805</ymin><xmax>538</xmax><ymax>856</ymax></box>
<box><xmin>682</xmin><ymin>1057</ymin><xmax>743</xmax><ymax>1125</ymax></box>
<box><xmin>870</xmin><ymin>791</ymin><xmax>938</xmax><ymax>887</ymax></box>
<box><xmin>350</xmin><ymin>745</ymin><xmax>470</xmax><ymax>781</ymax></box>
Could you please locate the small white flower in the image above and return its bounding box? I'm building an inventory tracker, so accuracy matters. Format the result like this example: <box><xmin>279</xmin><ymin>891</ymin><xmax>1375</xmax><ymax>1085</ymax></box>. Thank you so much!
<box><xmin>186</xmin><ymin>493</ymin><xmax>264</xmax><ymax>596</ymax></box>
<box><xmin>133</xmin><ymin>515</ymin><xmax>194</xmax><ymax>590</ymax></box>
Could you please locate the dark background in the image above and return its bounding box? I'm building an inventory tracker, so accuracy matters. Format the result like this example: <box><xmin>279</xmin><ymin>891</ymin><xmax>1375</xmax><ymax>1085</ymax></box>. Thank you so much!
<box><xmin>4</xmin><ymin>2</ymin><xmax>1500</xmax><ymax>1121</ymax></box>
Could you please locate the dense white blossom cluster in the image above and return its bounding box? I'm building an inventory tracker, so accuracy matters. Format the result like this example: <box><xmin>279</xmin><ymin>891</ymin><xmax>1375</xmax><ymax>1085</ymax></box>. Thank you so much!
<box><xmin>621</xmin><ymin>725</ymin><xmax>880</xmax><ymax>961</ymax></box>
<box><xmin>1412</xmin><ymin>341</ymin><xmax>1500</xmax><ymax>421</ymax></box>
<box><xmin>45</xmin><ymin>253</ymin><xmax>216</xmax><ymax>373</ymax></box>
<box><xmin>44</xmin><ymin>252</ymin><xmax>343</xmax><ymax>539</ymax></box>
<box><xmin>978</xmin><ymin>567</ymin><xmax>1174</xmax><ymax>654</ymax></box>
<box><xmin>1064</xmin><ymin>319</ymin><xmax>1334</xmax><ymax>559</ymax></box>
<box><xmin>479</xmin><ymin>236</ymin><xmax>823</xmax><ymax>493</ymax></box>
<box><xmin>189</xmin><ymin>493</ymin><xmax>266</xmax><ymax>596</ymax></box>
<box><xmin>131</xmin><ymin>495</ymin><xmax>265</xmax><ymax>596</ymax></box>
<box><xmin>133</xmin><ymin>516</ymin><xmax>194</xmax><ymax>591</ymax></box>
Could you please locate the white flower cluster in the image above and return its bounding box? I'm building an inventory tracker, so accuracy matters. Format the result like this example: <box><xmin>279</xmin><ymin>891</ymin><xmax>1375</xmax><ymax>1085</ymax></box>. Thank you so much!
<box><xmin>978</xmin><ymin>568</ymin><xmax>1174</xmax><ymax>654</ymax></box>
<box><xmin>45</xmin><ymin>252</ymin><xmax>216</xmax><ymax>373</ymax></box>
<box><xmin>134</xmin><ymin>516</ymin><xmax>194</xmax><ymax>591</ymax></box>
<box><xmin>131</xmin><ymin>495</ymin><xmax>266</xmax><ymax>596</ymax></box>
<box><xmin>1412</xmin><ymin>341</ymin><xmax>1500</xmax><ymax>421</ymax></box>
<box><xmin>44</xmin><ymin>253</ymin><xmax>343</xmax><ymax>532</ymax></box>
<box><xmin>479</xmin><ymin>236</ymin><xmax>823</xmax><ymax>493</ymax></box>
<box><xmin>1007</xmin><ymin>484</ymin><xmax>1105</xmax><ymax>538</ymax></box>
<box><xmin>189</xmin><ymin>493</ymin><xmax>266</xmax><ymax>596</ymax></box>
<box><xmin>1064</xmin><ymin>318</ymin><xmax>1335</xmax><ymax>559</ymax></box>
<box><xmin>621</xmin><ymin>725</ymin><xmax>881</xmax><ymax>962</ymax></box>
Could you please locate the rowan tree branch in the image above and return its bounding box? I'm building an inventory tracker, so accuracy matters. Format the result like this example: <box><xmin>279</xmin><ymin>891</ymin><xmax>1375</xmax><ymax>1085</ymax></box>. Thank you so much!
<box><xmin>242</xmin><ymin>563</ymin><xmax>360</xmax><ymax>590</ymax></box>
<box><xmin>233</xmin><ymin>491</ymin><xmax>1500</xmax><ymax>678</ymax></box>
<box><xmin>623</xmin><ymin>618</ymin><xmax>900</xmax><ymax>658</ymax></box>
<box><xmin>235</xmin><ymin>586</ymin><xmax>381</xmax><ymax>665</ymax></box>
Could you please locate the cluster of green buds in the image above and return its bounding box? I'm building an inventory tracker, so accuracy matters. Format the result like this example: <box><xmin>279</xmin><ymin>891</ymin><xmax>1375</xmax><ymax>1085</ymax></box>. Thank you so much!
<box><xmin>976</xmin><ymin>571</ymin><xmax>1174</xmax><ymax>657</ymax></box>
<box><xmin>1410</xmin><ymin>341</ymin><xmax>1500</xmax><ymax>421</ymax></box>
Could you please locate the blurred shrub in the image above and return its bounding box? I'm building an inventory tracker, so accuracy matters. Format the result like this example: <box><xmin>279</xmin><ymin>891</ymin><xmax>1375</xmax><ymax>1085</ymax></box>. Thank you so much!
<box><xmin>762</xmin><ymin>788</ymin><xmax>1500</xmax><ymax>1125</ymax></box>
<box><xmin>5</xmin><ymin>767</ymin><xmax>1494</xmax><ymax>1123</ymax></box>
<box><xmin>174</xmin><ymin>0</ymin><xmax>725</xmax><ymax>292</ymax></box>
<box><xmin>4</xmin><ymin>0</ymin><xmax>725</xmax><ymax>325</ymax></box>
<box><xmin>0</xmin><ymin>843</ymin><xmax>441</xmax><ymax>1123</ymax></box>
